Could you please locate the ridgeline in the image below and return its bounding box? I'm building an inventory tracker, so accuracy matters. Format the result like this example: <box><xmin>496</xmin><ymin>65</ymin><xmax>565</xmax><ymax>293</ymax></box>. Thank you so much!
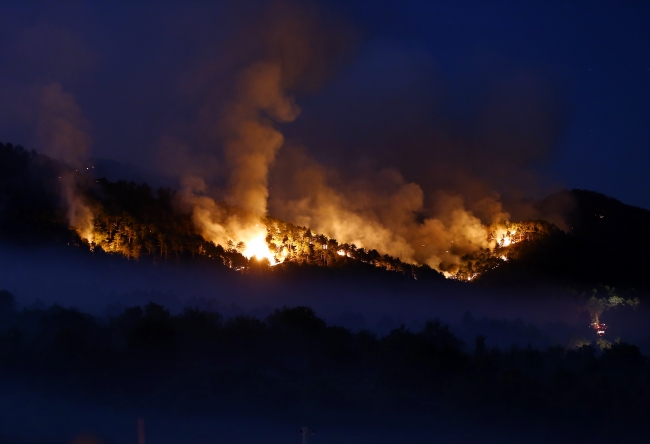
<box><xmin>2</xmin><ymin>141</ymin><xmax>650</xmax><ymax>291</ymax></box>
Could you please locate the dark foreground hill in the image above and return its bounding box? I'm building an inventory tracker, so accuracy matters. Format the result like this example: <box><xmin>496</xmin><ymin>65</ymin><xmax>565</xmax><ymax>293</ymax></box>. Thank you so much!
<box><xmin>0</xmin><ymin>292</ymin><xmax>649</xmax><ymax>443</ymax></box>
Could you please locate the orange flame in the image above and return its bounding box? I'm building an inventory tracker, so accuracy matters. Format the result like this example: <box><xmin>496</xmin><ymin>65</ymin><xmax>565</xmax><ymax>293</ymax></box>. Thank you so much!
<box><xmin>241</xmin><ymin>231</ymin><xmax>278</xmax><ymax>265</ymax></box>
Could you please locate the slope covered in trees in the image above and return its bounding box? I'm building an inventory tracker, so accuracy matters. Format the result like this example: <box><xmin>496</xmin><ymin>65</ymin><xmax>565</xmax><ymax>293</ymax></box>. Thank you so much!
<box><xmin>545</xmin><ymin>189</ymin><xmax>650</xmax><ymax>288</ymax></box>
<box><xmin>0</xmin><ymin>142</ymin><xmax>72</xmax><ymax>242</ymax></box>
<box><xmin>462</xmin><ymin>190</ymin><xmax>650</xmax><ymax>290</ymax></box>
<box><xmin>0</xmin><ymin>142</ymin><xmax>440</xmax><ymax>280</ymax></box>
<box><xmin>3</xmin><ymin>141</ymin><xmax>650</xmax><ymax>291</ymax></box>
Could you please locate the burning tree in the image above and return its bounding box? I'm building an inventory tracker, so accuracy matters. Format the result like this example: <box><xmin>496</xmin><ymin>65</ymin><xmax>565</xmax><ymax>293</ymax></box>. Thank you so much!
<box><xmin>453</xmin><ymin>220</ymin><xmax>558</xmax><ymax>281</ymax></box>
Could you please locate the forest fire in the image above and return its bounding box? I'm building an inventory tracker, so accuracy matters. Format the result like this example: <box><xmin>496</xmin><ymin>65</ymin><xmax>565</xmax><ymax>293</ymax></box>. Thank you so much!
<box><xmin>242</xmin><ymin>233</ymin><xmax>278</xmax><ymax>265</ymax></box>
<box><xmin>59</xmin><ymin>181</ymin><xmax>564</xmax><ymax>280</ymax></box>
<box><xmin>493</xmin><ymin>226</ymin><xmax>520</xmax><ymax>248</ymax></box>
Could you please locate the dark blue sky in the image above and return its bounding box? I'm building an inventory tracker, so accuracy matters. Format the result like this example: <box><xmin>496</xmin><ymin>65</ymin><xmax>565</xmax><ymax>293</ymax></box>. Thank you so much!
<box><xmin>333</xmin><ymin>0</ymin><xmax>650</xmax><ymax>207</ymax></box>
<box><xmin>0</xmin><ymin>0</ymin><xmax>649</xmax><ymax>209</ymax></box>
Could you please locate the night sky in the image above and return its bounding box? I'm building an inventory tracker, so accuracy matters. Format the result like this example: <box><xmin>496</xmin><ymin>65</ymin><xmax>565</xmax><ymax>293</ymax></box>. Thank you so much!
<box><xmin>0</xmin><ymin>0</ymin><xmax>648</xmax><ymax>208</ymax></box>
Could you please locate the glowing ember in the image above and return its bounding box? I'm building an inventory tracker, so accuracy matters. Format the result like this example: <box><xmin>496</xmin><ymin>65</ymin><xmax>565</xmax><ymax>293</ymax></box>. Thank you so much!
<box><xmin>242</xmin><ymin>234</ymin><xmax>278</xmax><ymax>265</ymax></box>
<box><xmin>591</xmin><ymin>320</ymin><xmax>607</xmax><ymax>337</ymax></box>
<box><xmin>337</xmin><ymin>250</ymin><xmax>345</xmax><ymax>256</ymax></box>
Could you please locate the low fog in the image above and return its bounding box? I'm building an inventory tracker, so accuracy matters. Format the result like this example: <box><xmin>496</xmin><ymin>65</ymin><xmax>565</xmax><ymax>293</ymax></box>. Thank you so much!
<box><xmin>2</xmin><ymin>243</ymin><xmax>648</xmax><ymax>350</ymax></box>
<box><xmin>1</xmin><ymin>244</ymin><xmax>649</xmax><ymax>444</ymax></box>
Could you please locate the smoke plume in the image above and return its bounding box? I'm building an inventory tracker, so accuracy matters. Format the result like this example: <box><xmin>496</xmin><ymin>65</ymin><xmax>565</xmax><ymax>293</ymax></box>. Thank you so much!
<box><xmin>220</xmin><ymin>61</ymin><xmax>300</xmax><ymax>216</ymax></box>
<box><xmin>0</xmin><ymin>20</ymin><xmax>98</xmax><ymax>243</ymax></box>
<box><xmin>38</xmin><ymin>82</ymin><xmax>94</xmax><ymax>242</ymax></box>
<box><xmin>269</xmin><ymin>148</ymin><xmax>508</xmax><ymax>272</ymax></box>
<box><xmin>38</xmin><ymin>82</ymin><xmax>92</xmax><ymax>166</ymax></box>
<box><xmin>182</xmin><ymin>1</ymin><xmax>350</xmax><ymax>260</ymax></box>
<box><xmin>141</xmin><ymin>1</ymin><xmax>566</xmax><ymax>272</ymax></box>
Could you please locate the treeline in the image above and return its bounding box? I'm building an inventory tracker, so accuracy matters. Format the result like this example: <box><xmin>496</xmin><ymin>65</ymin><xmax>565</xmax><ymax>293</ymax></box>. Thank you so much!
<box><xmin>0</xmin><ymin>142</ymin><xmax>72</xmax><ymax>242</ymax></box>
<box><xmin>557</xmin><ymin>189</ymin><xmax>650</xmax><ymax>289</ymax></box>
<box><xmin>472</xmin><ymin>191</ymin><xmax>650</xmax><ymax>290</ymax></box>
<box><xmin>264</xmin><ymin>216</ymin><xmax>434</xmax><ymax>278</ymax></box>
<box><xmin>85</xmin><ymin>181</ymin><xmax>438</xmax><ymax>277</ymax></box>
<box><xmin>85</xmin><ymin>178</ymin><xmax>253</xmax><ymax>269</ymax></box>
<box><xmin>79</xmin><ymin>181</ymin><xmax>434</xmax><ymax>276</ymax></box>
<box><xmin>454</xmin><ymin>220</ymin><xmax>561</xmax><ymax>281</ymax></box>
<box><xmin>0</xmin><ymin>142</ymin><xmax>438</xmax><ymax>278</ymax></box>
<box><xmin>0</xmin><ymin>290</ymin><xmax>648</xmax><ymax>432</ymax></box>
<box><xmin>5</xmin><ymin>140</ymin><xmax>650</xmax><ymax>289</ymax></box>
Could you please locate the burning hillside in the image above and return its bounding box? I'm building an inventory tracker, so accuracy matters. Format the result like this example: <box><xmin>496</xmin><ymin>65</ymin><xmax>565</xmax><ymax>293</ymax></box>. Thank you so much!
<box><xmin>0</xmin><ymin>143</ymin><xmax>432</xmax><ymax>277</ymax></box>
<box><xmin>5</xmin><ymin>139</ymin><xmax>650</xmax><ymax>295</ymax></box>
<box><xmin>0</xmin><ymin>0</ymin><xmax>647</xmax><ymax>288</ymax></box>
<box><xmin>0</xmin><ymin>1</ymin><xmax>574</xmax><ymax>287</ymax></box>
<box><xmin>0</xmin><ymin>141</ymin><xmax>557</xmax><ymax>283</ymax></box>
<box><xmin>77</xmin><ymin>176</ymin><xmax>436</xmax><ymax>278</ymax></box>
<box><xmin>451</xmin><ymin>220</ymin><xmax>559</xmax><ymax>281</ymax></box>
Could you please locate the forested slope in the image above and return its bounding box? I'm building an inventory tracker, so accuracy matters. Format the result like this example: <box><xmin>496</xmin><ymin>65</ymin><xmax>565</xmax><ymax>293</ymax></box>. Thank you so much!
<box><xmin>3</xmin><ymin>141</ymin><xmax>650</xmax><ymax>291</ymax></box>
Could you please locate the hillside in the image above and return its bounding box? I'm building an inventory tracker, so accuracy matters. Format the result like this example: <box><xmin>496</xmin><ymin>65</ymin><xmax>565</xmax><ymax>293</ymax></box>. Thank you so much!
<box><xmin>2</xmin><ymin>141</ymin><xmax>650</xmax><ymax>291</ymax></box>
<box><xmin>548</xmin><ymin>189</ymin><xmax>650</xmax><ymax>288</ymax></box>
<box><xmin>0</xmin><ymin>142</ymin><xmax>441</xmax><ymax>282</ymax></box>
<box><xmin>466</xmin><ymin>190</ymin><xmax>650</xmax><ymax>290</ymax></box>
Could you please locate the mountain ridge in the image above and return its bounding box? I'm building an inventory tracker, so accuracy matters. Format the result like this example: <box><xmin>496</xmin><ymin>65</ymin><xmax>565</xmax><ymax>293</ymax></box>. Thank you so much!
<box><xmin>2</xmin><ymin>141</ymin><xmax>649</xmax><ymax>291</ymax></box>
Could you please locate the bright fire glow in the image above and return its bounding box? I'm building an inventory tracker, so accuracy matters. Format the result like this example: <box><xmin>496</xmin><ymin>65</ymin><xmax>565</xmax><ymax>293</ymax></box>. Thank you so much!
<box><xmin>242</xmin><ymin>234</ymin><xmax>278</xmax><ymax>265</ymax></box>
<box><xmin>494</xmin><ymin>227</ymin><xmax>518</xmax><ymax>248</ymax></box>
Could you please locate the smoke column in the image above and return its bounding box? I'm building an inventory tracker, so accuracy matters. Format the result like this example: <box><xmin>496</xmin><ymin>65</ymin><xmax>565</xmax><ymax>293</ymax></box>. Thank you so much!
<box><xmin>221</xmin><ymin>61</ymin><xmax>300</xmax><ymax>216</ymax></box>
<box><xmin>188</xmin><ymin>59</ymin><xmax>301</xmax><ymax>260</ymax></box>
<box><xmin>269</xmin><ymin>149</ymin><xmax>509</xmax><ymax>273</ymax></box>
<box><xmin>184</xmin><ymin>1</ymin><xmax>345</xmax><ymax>262</ymax></box>
<box><xmin>167</xmin><ymin>2</ymin><xmax>559</xmax><ymax>273</ymax></box>
<box><xmin>38</xmin><ymin>82</ymin><xmax>94</xmax><ymax>242</ymax></box>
